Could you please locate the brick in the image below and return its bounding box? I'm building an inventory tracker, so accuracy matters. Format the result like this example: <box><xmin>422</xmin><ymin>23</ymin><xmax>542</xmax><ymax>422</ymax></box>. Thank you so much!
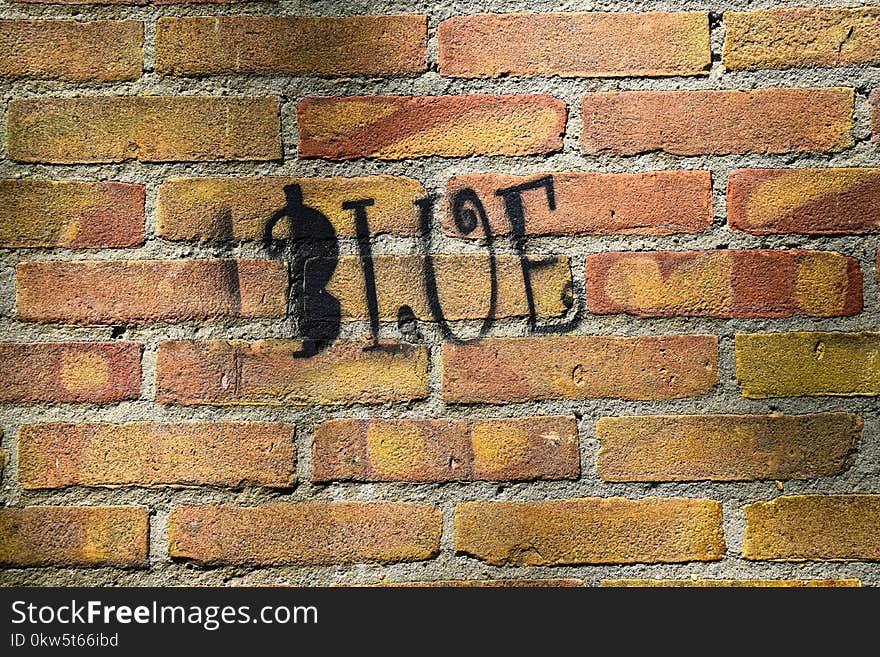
<box><xmin>0</xmin><ymin>179</ymin><xmax>144</xmax><ymax>248</ymax></box>
<box><xmin>323</xmin><ymin>254</ymin><xmax>571</xmax><ymax>321</ymax></box>
<box><xmin>743</xmin><ymin>495</ymin><xmax>880</xmax><ymax>561</ymax></box>
<box><xmin>157</xmin><ymin>15</ymin><xmax>425</xmax><ymax>76</ymax></box>
<box><xmin>870</xmin><ymin>90</ymin><xmax>880</xmax><ymax>142</ymax></box>
<box><xmin>18</xmin><ymin>422</ymin><xmax>295</xmax><ymax>489</ymax></box>
<box><xmin>728</xmin><ymin>168</ymin><xmax>880</xmax><ymax>235</ymax></box>
<box><xmin>724</xmin><ymin>8</ymin><xmax>880</xmax><ymax>70</ymax></box>
<box><xmin>596</xmin><ymin>413</ymin><xmax>860</xmax><ymax>482</ymax></box>
<box><xmin>312</xmin><ymin>416</ymin><xmax>578</xmax><ymax>483</ymax></box>
<box><xmin>736</xmin><ymin>332</ymin><xmax>880</xmax><ymax>397</ymax></box>
<box><xmin>16</xmin><ymin>259</ymin><xmax>286</xmax><ymax>325</ymax></box>
<box><xmin>370</xmin><ymin>579</ymin><xmax>584</xmax><ymax>587</ymax></box>
<box><xmin>297</xmin><ymin>94</ymin><xmax>566</xmax><ymax>159</ymax></box>
<box><xmin>0</xmin><ymin>20</ymin><xmax>142</xmax><ymax>81</ymax></box>
<box><xmin>0</xmin><ymin>342</ymin><xmax>141</xmax><ymax>403</ymax></box>
<box><xmin>169</xmin><ymin>502</ymin><xmax>441</xmax><ymax>565</ymax></box>
<box><xmin>0</xmin><ymin>506</ymin><xmax>148</xmax><ymax>567</ymax></box>
<box><xmin>443</xmin><ymin>171</ymin><xmax>712</xmax><ymax>237</ymax></box>
<box><xmin>157</xmin><ymin>176</ymin><xmax>425</xmax><ymax>241</ymax></box>
<box><xmin>442</xmin><ymin>335</ymin><xmax>717</xmax><ymax>403</ymax></box>
<box><xmin>7</xmin><ymin>96</ymin><xmax>280</xmax><ymax>163</ymax></box>
<box><xmin>438</xmin><ymin>11</ymin><xmax>709</xmax><ymax>78</ymax></box>
<box><xmin>455</xmin><ymin>497</ymin><xmax>724</xmax><ymax>565</ymax></box>
<box><xmin>581</xmin><ymin>88</ymin><xmax>853</xmax><ymax>156</ymax></box>
<box><xmin>156</xmin><ymin>340</ymin><xmax>428</xmax><ymax>406</ymax></box>
<box><xmin>601</xmin><ymin>579</ymin><xmax>861</xmax><ymax>587</ymax></box>
<box><xmin>586</xmin><ymin>250</ymin><xmax>862</xmax><ymax>318</ymax></box>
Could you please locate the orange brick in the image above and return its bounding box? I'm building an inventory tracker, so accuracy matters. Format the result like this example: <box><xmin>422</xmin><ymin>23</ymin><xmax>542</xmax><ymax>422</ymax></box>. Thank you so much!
<box><xmin>157</xmin><ymin>15</ymin><xmax>425</xmax><ymax>76</ymax></box>
<box><xmin>0</xmin><ymin>20</ymin><xmax>142</xmax><ymax>81</ymax></box>
<box><xmin>728</xmin><ymin>168</ymin><xmax>880</xmax><ymax>234</ymax></box>
<box><xmin>18</xmin><ymin>422</ymin><xmax>295</xmax><ymax>489</ymax></box>
<box><xmin>586</xmin><ymin>250</ymin><xmax>862</xmax><ymax>318</ymax></box>
<box><xmin>743</xmin><ymin>495</ymin><xmax>880</xmax><ymax>561</ymax></box>
<box><xmin>312</xmin><ymin>416</ymin><xmax>579</xmax><ymax>482</ymax></box>
<box><xmin>581</xmin><ymin>88</ymin><xmax>853</xmax><ymax>155</ymax></box>
<box><xmin>297</xmin><ymin>94</ymin><xmax>566</xmax><ymax>159</ymax></box>
<box><xmin>601</xmin><ymin>579</ymin><xmax>861</xmax><ymax>587</ymax></box>
<box><xmin>442</xmin><ymin>335</ymin><xmax>718</xmax><ymax>403</ymax></box>
<box><xmin>0</xmin><ymin>506</ymin><xmax>148</xmax><ymax>567</ymax></box>
<box><xmin>16</xmin><ymin>259</ymin><xmax>287</xmax><ymax>324</ymax></box>
<box><xmin>169</xmin><ymin>502</ymin><xmax>441</xmax><ymax>565</ymax></box>
<box><xmin>0</xmin><ymin>179</ymin><xmax>144</xmax><ymax>248</ymax></box>
<box><xmin>443</xmin><ymin>171</ymin><xmax>712</xmax><ymax>237</ymax></box>
<box><xmin>724</xmin><ymin>8</ymin><xmax>880</xmax><ymax>70</ymax></box>
<box><xmin>7</xmin><ymin>96</ymin><xmax>280</xmax><ymax>163</ymax></box>
<box><xmin>0</xmin><ymin>342</ymin><xmax>141</xmax><ymax>403</ymax></box>
<box><xmin>157</xmin><ymin>176</ymin><xmax>425</xmax><ymax>241</ymax></box>
<box><xmin>596</xmin><ymin>413</ymin><xmax>861</xmax><ymax>482</ymax></box>
<box><xmin>455</xmin><ymin>497</ymin><xmax>724</xmax><ymax>565</ymax></box>
<box><xmin>439</xmin><ymin>11</ymin><xmax>709</xmax><ymax>78</ymax></box>
<box><xmin>156</xmin><ymin>340</ymin><xmax>428</xmax><ymax>406</ymax></box>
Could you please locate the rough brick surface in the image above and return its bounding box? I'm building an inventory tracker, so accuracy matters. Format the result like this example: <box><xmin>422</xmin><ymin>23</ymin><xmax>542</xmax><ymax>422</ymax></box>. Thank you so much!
<box><xmin>581</xmin><ymin>88</ymin><xmax>854</xmax><ymax>155</ymax></box>
<box><xmin>736</xmin><ymin>332</ymin><xmax>880</xmax><ymax>397</ymax></box>
<box><xmin>438</xmin><ymin>11</ymin><xmax>709</xmax><ymax>78</ymax></box>
<box><xmin>602</xmin><ymin>579</ymin><xmax>861</xmax><ymax>587</ymax></box>
<box><xmin>312</xmin><ymin>416</ymin><xmax>579</xmax><ymax>482</ymax></box>
<box><xmin>596</xmin><ymin>413</ymin><xmax>861</xmax><ymax>481</ymax></box>
<box><xmin>0</xmin><ymin>179</ymin><xmax>144</xmax><ymax>248</ymax></box>
<box><xmin>156</xmin><ymin>340</ymin><xmax>428</xmax><ymax>405</ymax></box>
<box><xmin>0</xmin><ymin>506</ymin><xmax>148</xmax><ymax>567</ymax></box>
<box><xmin>0</xmin><ymin>342</ymin><xmax>142</xmax><ymax>403</ymax></box>
<box><xmin>443</xmin><ymin>171</ymin><xmax>712</xmax><ymax>237</ymax></box>
<box><xmin>724</xmin><ymin>8</ymin><xmax>880</xmax><ymax>70</ymax></box>
<box><xmin>872</xmin><ymin>90</ymin><xmax>880</xmax><ymax>140</ymax></box>
<box><xmin>16</xmin><ymin>259</ymin><xmax>287</xmax><ymax>324</ymax></box>
<box><xmin>442</xmin><ymin>335</ymin><xmax>718</xmax><ymax>402</ymax></box>
<box><xmin>371</xmin><ymin>579</ymin><xmax>584</xmax><ymax>587</ymax></box>
<box><xmin>728</xmin><ymin>168</ymin><xmax>880</xmax><ymax>234</ymax></box>
<box><xmin>455</xmin><ymin>498</ymin><xmax>725</xmax><ymax>565</ymax></box>
<box><xmin>18</xmin><ymin>422</ymin><xmax>296</xmax><ymax>489</ymax></box>
<box><xmin>169</xmin><ymin>502</ymin><xmax>441</xmax><ymax>565</ymax></box>
<box><xmin>297</xmin><ymin>94</ymin><xmax>566</xmax><ymax>159</ymax></box>
<box><xmin>7</xmin><ymin>96</ymin><xmax>280</xmax><ymax>163</ymax></box>
<box><xmin>156</xmin><ymin>15</ymin><xmax>426</xmax><ymax>76</ymax></box>
<box><xmin>743</xmin><ymin>495</ymin><xmax>880</xmax><ymax>561</ymax></box>
<box><xmin>0</xmin><ymin>19</ymin><xmax>142</xmax><ymax>81</ymax></box>
<box><xmin>586</xmin><ymin>250</ymin><xmax>862</xmax><ymax>317</ymax></box>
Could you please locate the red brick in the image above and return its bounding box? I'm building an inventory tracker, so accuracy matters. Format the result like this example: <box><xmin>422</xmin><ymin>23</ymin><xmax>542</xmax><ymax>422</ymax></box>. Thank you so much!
<box><xmin>0</xmin><ymin>342</ymin><xmax>141</xmax><ymax>403</ymax></box>
<box><xmin>581</xmin><ymin>88</ymin><xmax>853</xmax><ymax>155</ymax></box>
<box><xmin>602</xmin><ymin>578</ymin><xmax>861</xmax><ymax>587</ymax></box>
<box><xmin>297</xmin><ymin>94</ymin><xmax>566</xmax><ymax>159</ymax></box>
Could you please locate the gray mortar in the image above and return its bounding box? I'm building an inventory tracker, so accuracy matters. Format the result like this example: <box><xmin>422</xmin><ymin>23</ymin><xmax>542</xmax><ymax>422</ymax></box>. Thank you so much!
<box><xmin>0</xmin><ymin>0</ymin><xmax>879</xmax><ymax>586</ymax></box>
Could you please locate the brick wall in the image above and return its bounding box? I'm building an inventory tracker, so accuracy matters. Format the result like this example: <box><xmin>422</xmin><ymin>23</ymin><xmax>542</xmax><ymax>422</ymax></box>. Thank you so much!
<box><xmin>0</xmin><ymin>1</ymin><xmax>878</xmax><ymax>587</ymax></box>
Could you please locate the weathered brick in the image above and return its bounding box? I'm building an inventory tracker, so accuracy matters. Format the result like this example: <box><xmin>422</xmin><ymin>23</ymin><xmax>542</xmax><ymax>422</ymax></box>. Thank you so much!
<box><xmin>370</xmin><ymin>579</ymin><xmax>584</xmax><ymax>587</ymax></box>
<box><xmin>7</xmin><ymin>96</ymin><xmax>280</xmax><ymax>163</ymax></box>
<box><xmin>743</xmin><ymin>495</ymin><xmax>880</xmax><ymax>561</ymax></box>
<box><xmin>156</xmin><ymin>340</ymin><xmax>428</xmax><ymax>405</ymax></box>
<box><xmin>443</xmin><ymin>171</ymin><xmax>712</xmax><ymax>237</ymax></box>
<box><xmin>736</xmin><ymin>332</ymin><xmax>880</xmax><ymax>397</ymax></box>
<box><xmin>16</xmin><ymin>259</ymin><xmax>286</xmax><ymax>325</ymax></box>
<box><xmin>455</xmin><ymin>498</ymin><xmax>724</xmax><ymax>565</ymax></box>
<box><xmin>0</xmin><ymin>20</ymin><xmax>142</xmax><ymax>81</ymax></box>
<box><xmin>0</xmin><ymin>342</ymin><xmax>142</xmax><ymax>403</ymax></box>
<box><xmin>728</xmin><ymin>168</ymin><xmax>880</xmax><ymax>234</ymax></box>
<box><xmin>0</xmin><ymin>506</ymin><xmax>148</xmax><ymax>567</ymax></box>
<box><xmin>157</xmin><ymin>15</ymin><xmax>426</xmax><ymax>76</ymax></box>
<box><xmin>724</xmin><ymin>8</ymin><xmax>880</xmax><ymax>70</ymax></box>
<box><xmin>596</xmin><ymin>413</ymin><xmax>860</xmax><ymax>482</ymax></box>
<box><xmin>169</xmin><ymin>502</ymin><xmax>441</xmax><ymax>565</ymax></box>
<box><xmin>586</xmin><ymin>250</ymin><xmax>862</xmax><ymax>318</ymax></box>
<box><xmin>18</xmin><ymin>422</ymin><xmax>295</xmax><ymax>489</ymax></box>
<box><xmin>312</xmin><ymin>416</ymin><xmax>578</xmax><ymax>482</ymax></box>
<box><xmin>438</xmin><ymin>11</ymin><xmax>709</xmax><ymax>78</ymax></box>
<box><xmin>297</xmin><ymin>94</ymin><xmax>566</xmax><ymax>159</ymax></box>
<box><xmin>442</xmin><ymin>335</ymin><xmax>717</xmax><ymax>403</ymax></box>
<box><xmin>0</xmin><ymin>179</ymin><xmax>144</xmax><ymax>248</ymax></box>
<box><xmin>157</xmin><ymin>176</ymin><xmax>426</xmax><ymax>241</ymax></box>
<box><xmin>601</xmin><ymin>579</ymin><xmax>861</xmax><ymax>587</ymax></box>
<box><xmin>581</xmin><ymin>88</ymin><xmax>853</xmax><ymax>155</ymax></box>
